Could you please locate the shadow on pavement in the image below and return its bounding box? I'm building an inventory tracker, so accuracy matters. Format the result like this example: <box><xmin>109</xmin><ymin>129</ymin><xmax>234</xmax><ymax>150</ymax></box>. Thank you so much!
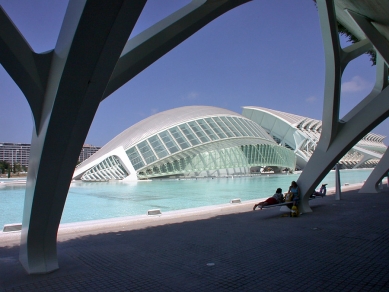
<box><xmin>0</xmin><ymin>189</ymin><xmax>388</xmax><ymax>291</ymax></box>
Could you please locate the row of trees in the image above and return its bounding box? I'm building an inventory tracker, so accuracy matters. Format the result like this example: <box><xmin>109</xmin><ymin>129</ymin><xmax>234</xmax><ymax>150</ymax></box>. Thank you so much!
<box><xmin>0</xmin><ymin>160</ymin><xmax>26</xmax><ymax>175</ymax></box>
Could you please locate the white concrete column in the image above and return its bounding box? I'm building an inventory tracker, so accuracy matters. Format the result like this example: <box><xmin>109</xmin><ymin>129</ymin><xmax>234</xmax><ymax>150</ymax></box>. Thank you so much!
<box><xmin>335</xmin><ymin>164</ymin><xmax>341</xmax><ymax>200</ymax></box>
<box><xmin>1</xmin><ymin>0</ymin><xmax>251</xmax><ymax>274</ymax></box>
<box><xmin>359</xmin><ymin>147</ymin><xmax>389</xmax><ymax>193</ymax></box>
<box><xmin>297</xmin><ymin>0</ymin><xmax>389</xmax><ymax>213</ymax></box>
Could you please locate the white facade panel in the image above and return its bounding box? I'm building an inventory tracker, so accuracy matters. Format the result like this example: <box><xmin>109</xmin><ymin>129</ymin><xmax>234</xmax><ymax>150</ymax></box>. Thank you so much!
<box><xmin>242</xmin><ymin>106</ymin><xmax>386</xmax><ymax>170</ymax></box>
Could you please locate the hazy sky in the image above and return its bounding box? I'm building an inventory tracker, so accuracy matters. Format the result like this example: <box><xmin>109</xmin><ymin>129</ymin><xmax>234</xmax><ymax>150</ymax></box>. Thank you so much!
<box><xmin>0</xmin><ymin>0</ymin><xmax>387</xmax><ymax>146</ymax></box>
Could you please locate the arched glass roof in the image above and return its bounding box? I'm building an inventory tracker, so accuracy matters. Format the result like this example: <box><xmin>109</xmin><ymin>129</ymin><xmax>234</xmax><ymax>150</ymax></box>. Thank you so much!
<box><xmin>74</xmin><ymin>106</ymin><xmax>297</xmax><ymax>181</ymax></box>
<box><xmin>76</xmin><ymin>106</ymin><xmax>274</xmax><ymax>171</ymax></box>
<box><xmin>126</xmin><ymin>114</ymin><xmax>275</xmax><ymax>171</ymax></box>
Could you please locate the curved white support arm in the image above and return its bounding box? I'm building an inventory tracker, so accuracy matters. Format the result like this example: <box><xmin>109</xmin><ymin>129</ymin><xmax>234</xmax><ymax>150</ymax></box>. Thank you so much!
<box><xmin>359</xmin><ymin>148</ymin><xmax>389</xmax><ymax>193</ymax></box>
<box><xmin>1</xmin><ymin>0</ymin><xmax>250</xmax><ymax>274</ymax></box>
<box><xmin>298</xmin><ymin>0</ymin><xmax>389</xmax><ymax>213</ymax></box>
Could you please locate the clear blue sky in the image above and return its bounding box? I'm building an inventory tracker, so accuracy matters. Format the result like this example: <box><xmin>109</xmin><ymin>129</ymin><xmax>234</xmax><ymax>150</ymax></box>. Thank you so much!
<box><xmin>1</xmin><ymin>0</ymin><xmax>387</xmax><ymax>146</ymax></box>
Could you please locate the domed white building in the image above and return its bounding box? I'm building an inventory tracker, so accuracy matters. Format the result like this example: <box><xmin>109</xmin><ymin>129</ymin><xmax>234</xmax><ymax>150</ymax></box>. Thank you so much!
<box><xmin>73</xmin><ymin>106</ymin><xmax>296</xmax><ymax>181</ymax></box>
<box><xmin>242</xmin><ymin>106</ymin><xmax>387</xmax><ymax>170</ymax></box>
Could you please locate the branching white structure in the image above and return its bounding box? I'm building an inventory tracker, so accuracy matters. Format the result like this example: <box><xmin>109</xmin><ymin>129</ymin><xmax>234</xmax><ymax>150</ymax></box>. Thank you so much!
<box><xmin>0</xmin><ymin>0</ymin><xmax>388</xmax><ymax>275</ymax></box>
<box><xmin>0</xmin><ymin>0</ymin><xmax>250</xmax><ymax>274</ymax></box>
<box><xmin>297</xmin><ymin>0</ymin><xmax>389</xmax><ymax>213</ymax></box>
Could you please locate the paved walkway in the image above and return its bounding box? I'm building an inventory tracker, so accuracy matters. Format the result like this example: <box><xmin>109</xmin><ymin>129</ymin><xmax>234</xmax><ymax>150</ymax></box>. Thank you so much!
<box><xmin>0</xmin><ymin>185</ymin><xmax>388</xmax><ymax>291</ymax></box>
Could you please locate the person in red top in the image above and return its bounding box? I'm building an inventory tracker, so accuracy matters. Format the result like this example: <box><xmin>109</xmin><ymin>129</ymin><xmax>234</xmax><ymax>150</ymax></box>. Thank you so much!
<box><xmin>253</xmin><ymin>188</ymin><xmax>284</xmax><ymax>210</ymax></box>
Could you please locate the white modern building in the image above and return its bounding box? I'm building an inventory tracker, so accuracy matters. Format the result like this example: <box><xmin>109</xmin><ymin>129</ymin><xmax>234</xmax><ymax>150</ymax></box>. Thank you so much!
<box><xmin>242</xmin><ymin>106</ymin><xmax>387</xmax><ymax>170</ymax></box>
<box><xmin>73</xmin><ymin>106</ymin><xmax>296</xmax><ymax>181</ymax></box>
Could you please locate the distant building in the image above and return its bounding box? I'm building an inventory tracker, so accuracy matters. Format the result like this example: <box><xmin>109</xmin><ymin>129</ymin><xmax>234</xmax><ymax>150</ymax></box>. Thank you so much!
<box><xmin>242</xmin><ymin>106</ymin><xmax>387</xmax><ymax>170</ymax></box>
<box><xmin>0</xmin><ymin>143</ymin><xmax>30</xmax><ymax>168</ymax></box>
<box><xmin>78</xmin><ymin>144</ymin><xmax>101</xmax><ymax>163</ymax></box>
<box><xmin>0</xmin><ymin>143</ymin><xmax>100</xmax><ymax>169</ymax></box>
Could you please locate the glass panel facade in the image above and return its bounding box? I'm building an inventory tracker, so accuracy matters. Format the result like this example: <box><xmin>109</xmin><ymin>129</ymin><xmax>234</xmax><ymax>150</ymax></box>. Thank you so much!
<box><xmin>233</xmin><ymin>117</ymin><xmax>255</xmax><ymax>136</ymax></box>
<box><xmin>188</xmin><ymin>121</ymin><xmax>210</xmax><ymax>143</ymax></box>
<box><xmin>213</xmin><ymin>117</ymin><xmax>234</xmax><ymax>137</ymax></box>
<box><xmin>204</xmin><ymin>118</ymin><xmax>227</xmax><ymax>139</ymax></box>
<box><xmin>179</xmin><ymin>124</ymin><xmax>201</xmax><ymax>146</ymax></box>
<box><xmin>137</xmin><ymin>140</ymin><xmax>157</xmax><ymax>164</ymax></box>
<box><xmin>227</xmin><ymin>117</ymin><xmax>248</xmax><ymax>136</ymax></box>
<box><xmin>246</xmin><ymin>119</ymin><xmax>261</xmax><ymax>134</ymax></box>
<box><xmin>126</xmin><ymin>147</ymin><xmax>145</xmax><ymax>170</ymax></box>
<box><xmin>220</xmin><ymin>117</ymin><xmax>242</xmax><ymax>137</ymax></box>
<box><xmin>137</xmin><ymin>144</ymin><xmax>296</xmax><ymax>179</ymax></box>
<box><xmin>240</xmin><ymin>119</ymin><xmax>258</xmax><ymax>136</ymax></box>
<box><xmin>159</xmin><ymin>131</ymin><xmax>180</xmax><ymax>154</ymax></box>
<box><xmin>169</xmin><ymin>127</ymin><xmax>190</xmax><ymax>150</ymax></box>
<box><xmin>126</xmin><ymin>114</ymin><xmax>281</xmax><ymax>173</ymax></box>
<box><xmin>148</xmin><ymin>135</ymin><xmax>168</xmax><ymax>159</ymax></box>
<box><xmin>196</xmin><ymin>119</ymin><xmax>219</xmax><ymax>141</ymax></box>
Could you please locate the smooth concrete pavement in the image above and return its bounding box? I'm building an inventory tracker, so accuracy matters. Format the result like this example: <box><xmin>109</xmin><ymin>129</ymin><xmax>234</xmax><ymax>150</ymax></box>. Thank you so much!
<box><xmin>0</xmin><ymin>185</ymin><xmax>388</xmax><ymax>291</ymax></box>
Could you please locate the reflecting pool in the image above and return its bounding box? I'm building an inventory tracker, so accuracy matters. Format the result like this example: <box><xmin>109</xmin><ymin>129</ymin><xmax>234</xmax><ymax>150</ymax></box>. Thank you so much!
<box><xmin>0</xmin><ymin>169</ymin><xmax>373</xmax><ymax>227</ymax></box>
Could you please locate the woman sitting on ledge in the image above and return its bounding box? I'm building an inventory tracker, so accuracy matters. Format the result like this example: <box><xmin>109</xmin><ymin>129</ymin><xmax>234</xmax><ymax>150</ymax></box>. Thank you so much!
<box><xmin>253</xmin><ymin>188</ymin><xmax>284</xmax><ymax>210</ymax></box>
<box><xmin>310</xmin><ymin>183</ymin><xmax>327</xmax><ymax>198</ymax></box>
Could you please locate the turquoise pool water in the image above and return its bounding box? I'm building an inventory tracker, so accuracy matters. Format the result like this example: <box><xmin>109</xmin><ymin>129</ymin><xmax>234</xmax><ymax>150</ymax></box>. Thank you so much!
<box><xmin>0</xmin><ymin>169</ymin><xmax>372</xmax><ymax>227</ymax></box>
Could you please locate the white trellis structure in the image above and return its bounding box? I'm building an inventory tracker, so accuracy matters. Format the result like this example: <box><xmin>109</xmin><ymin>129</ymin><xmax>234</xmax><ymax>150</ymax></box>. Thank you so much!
<box><xmin>242</xmin><ymin>106</ymin><xmax>386</xmax><ymax>170</ymax></box>
<box><xmin>297</xmin><ymin>0</ymin><xmax>389</xmax><ymax>213</ymax></box>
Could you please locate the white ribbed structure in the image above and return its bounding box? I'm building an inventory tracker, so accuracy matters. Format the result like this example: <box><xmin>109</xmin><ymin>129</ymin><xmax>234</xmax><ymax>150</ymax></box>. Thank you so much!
<box><xmin>73</xmin><ymin>106</ymin><xmax>296</xmax><ymax>180</ymax></box>
<box><xmin>242</xmin><ymin>106</ymin><xmax>387</xmax><ymax>170</ymax></box>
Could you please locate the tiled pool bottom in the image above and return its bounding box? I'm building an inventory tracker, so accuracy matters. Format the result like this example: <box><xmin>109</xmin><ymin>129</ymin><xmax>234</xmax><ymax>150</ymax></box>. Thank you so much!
<box><xmin>0</xmin><ymin>169</ymin><xmax>373</xmax><ymax>227</ymax></box>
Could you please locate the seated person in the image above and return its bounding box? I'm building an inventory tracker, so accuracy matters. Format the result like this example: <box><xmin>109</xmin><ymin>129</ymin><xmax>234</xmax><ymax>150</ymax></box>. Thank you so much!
<box><xmin>288</xmin><ymin>181</ymin><xmax>300</xmax><ymax>206</ymax></box>
<box><xmin>253</xmin><ymin>188</ymin><xmax>284</xmax><ymax>210</ymax></box>
<box><xmin>311</xmin><ymin>184</ymin><xmax>327</xmax><ymax>198</ymax></box>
